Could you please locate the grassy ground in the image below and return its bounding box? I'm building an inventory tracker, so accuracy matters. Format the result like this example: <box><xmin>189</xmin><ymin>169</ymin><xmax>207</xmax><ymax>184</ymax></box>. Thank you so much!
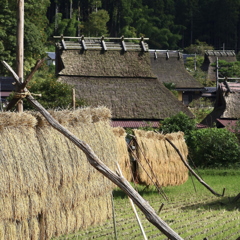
<box><xmin>53</xmin><ymin>169</ymin><xmax>240</xmax><ymax>240</ymax></box>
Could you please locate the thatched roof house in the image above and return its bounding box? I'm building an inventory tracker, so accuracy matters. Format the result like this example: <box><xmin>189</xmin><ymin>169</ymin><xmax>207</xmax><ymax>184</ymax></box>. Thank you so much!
<box><xmin>201</xmin><ymin>81</ymin><xmax>240</xmax><ymax>127</ymax></box>
<box><xmin>55</xmin><ymin>37</ymin><xmax>193</xmax><ymax>127</ymax></box>
<box><xmin>149</xmin><ymin>50</ymin><xmax>205</xmax><ymax>105</ymax></box>
<box><xmin>201</xmin><ymin>50</ymin><xmax>237</xmax><ymax>82</ymax></box>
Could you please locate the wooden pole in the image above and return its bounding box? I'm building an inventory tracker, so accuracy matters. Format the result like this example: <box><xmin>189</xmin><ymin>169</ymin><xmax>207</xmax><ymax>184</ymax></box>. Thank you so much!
<box><xmin>216</xmin><ymin>57</ymin><xmax>219</xmax><ymax>90</ymax></box>
<box><xmin>116</xmin><ymin>163</ymin><xmax>148</xmax><ymax>240</ymax></box>
<box><xmin>17</xmin><ymin>0</ymin><xmax>24</xmax><ymax>112</ymax></box>
<box><xmin>111</xmin><ymin>192</ymin><xmax>118</xmax><ymax>240</ymax></box>
<box><xmin>27</xmin><ymin>95</ymin><xmax>184</xmax><ymax>240</ymax></box>
<box><xmin>165</xmin><ymin>137</ymin><xmax>225</xmax><ymax>197</ymax></box>
<box><xmin>72</xmin><ymin>88</ymin><xmax>76</xmax><ymax>110</ymax></box>
<box><xmin>2</xmin><ymin>61</ymin><xmax>184</xmax><ymax>240</ymax></box>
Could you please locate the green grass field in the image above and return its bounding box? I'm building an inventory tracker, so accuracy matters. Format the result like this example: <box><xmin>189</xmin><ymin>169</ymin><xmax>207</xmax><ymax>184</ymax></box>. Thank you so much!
<box><xmin>53</xmin><ymin>169</ymin><xmax>240</xmax><ymax>240</ymax></box>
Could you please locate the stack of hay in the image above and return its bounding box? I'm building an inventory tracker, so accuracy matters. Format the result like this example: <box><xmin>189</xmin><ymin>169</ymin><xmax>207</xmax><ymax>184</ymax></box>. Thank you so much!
<box><xmin>133</xmin><ymin>129</ymin><xmax>189</xmax><ymax>186</ymax></box>
<box><xmin>112</xmin><ymin>127</ymin><xmax>132</xmax><ymax>181</ymax></box>
<box><xmin>0</xmin><ymin>107</ymin><xmax>118</xmax><ymax>240</ymax></box>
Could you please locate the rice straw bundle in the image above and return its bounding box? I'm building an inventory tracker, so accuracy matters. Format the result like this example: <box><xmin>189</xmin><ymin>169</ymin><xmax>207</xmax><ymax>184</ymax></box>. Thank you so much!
<box><xmin>0</xmin><ymin>107</ymin><xmax>118</xmax><ymax>239</ymax></box>
<box><xmin>112</xmin><ymin>127</ymin><xmax>132</xmax><ymax>181</ymax></box>
<box><xmin>133</xmin><ymin>129</ymin><xmax>188</xmax><ymax>186</ymax></box>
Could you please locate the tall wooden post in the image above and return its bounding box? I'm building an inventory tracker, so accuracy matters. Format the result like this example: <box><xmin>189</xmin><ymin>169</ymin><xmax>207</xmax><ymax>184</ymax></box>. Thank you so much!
<box><xmin>72</xmin><ymin>88</ymin><xmax>76</xmax><ymax>110</ymax></box>
<box><xmin>17</xmin><ymin>0</ymin><xmax>24</xmax><ymax>112</ymax></box>
<box><xmin>216</xmin><ymin>57</ymin><xmax>219</xmax><ymax>90</ymax></box>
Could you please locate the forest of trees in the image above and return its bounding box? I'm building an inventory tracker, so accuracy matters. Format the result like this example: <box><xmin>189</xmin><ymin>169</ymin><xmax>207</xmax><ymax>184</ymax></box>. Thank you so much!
<box><xmin>1</xmin><ymin>0</ymin><xmax>240</xmax><ymax>74</ymax></box>
<box><xmin>46</xmin><ymin>0</ymin><xmax>240</xmax><ymax>50</ymax></box>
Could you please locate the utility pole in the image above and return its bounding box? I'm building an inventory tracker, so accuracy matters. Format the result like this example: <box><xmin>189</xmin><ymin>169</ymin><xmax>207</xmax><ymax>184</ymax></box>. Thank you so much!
<box><xmin>17</xmin><ymin>0</ymin><xmax>24</xmax><ymax>112</ymax></box>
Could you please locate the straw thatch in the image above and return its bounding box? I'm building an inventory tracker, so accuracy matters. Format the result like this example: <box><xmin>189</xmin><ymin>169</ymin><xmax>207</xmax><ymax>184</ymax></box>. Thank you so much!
<box><xmin>149</xmin><ymin>50</ymin><xmax>204</xmax><ymax>89</ymax></box>
<box><xmin>58</xmin><ymin>50</ymin><xmax>155</xmax><ymax>78</ymax></box>
<box><xmin>201</xmin><ymin>50</ymin><xmax>237</xmax><ymax>82</ymax></box>
<box><xmin>56</xmin><ymin>41</ymin><xmax>194</xmax><ymax>121</ymax></box>
<box><xmin>201</xmin><ymin>82</ymin><xmax>240</xmax><ymax>126</ymax></box>
<box><xmin>0</xmin><ymin>107</ymin><xmax>118</xmax><ymax>240</ymax></box>
<box><xmin>112</xmin><ymin>127</ymin><xmax>132</xmax><ymax>181</ymax></box>
<box><xmin>133</xmin><ymin>130</ymin><xmax>188</xmax><ymax>187</ymax></box>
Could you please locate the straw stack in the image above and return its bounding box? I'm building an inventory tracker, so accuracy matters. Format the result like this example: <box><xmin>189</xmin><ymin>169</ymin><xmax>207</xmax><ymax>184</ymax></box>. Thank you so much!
<box><xmin>0</xmin><ymin>107</ymin><xmax>117</xmax><ymax>240</ymax></box>
<box><xmin>133</xmin><ymin>129</ymin><xmax>189</xmax><ymax>186</ymax></box>
<box><xmin>112</xmin><ymin>127</ymin><xmax>132</xmax><ymax>181</ymax></box>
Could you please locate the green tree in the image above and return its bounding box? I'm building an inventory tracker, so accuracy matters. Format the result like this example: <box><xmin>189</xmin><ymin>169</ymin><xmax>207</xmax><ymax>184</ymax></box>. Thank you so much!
<box><xmin>214</xmin><ymin>60</ymin><xmax>240</xmax><ymax>78</ymax></box>
<box><xmin>184</xmin><ymin>40</ymin><xmax>214</xmax><ymax>54</ymax></box>
<box><xmin>0</xmin><ymin>0</ymin><xmax>50</xmax><ymax>75</ymax></box>
<box><xmin>188</xmin><ymin>98</ymin><xmax>214</xmax><ymax>123</ymax></box>
<box><xmin>47</xmin><ymin>11</ymin><xmax>80</xmax><ymax>37</ymax></box>
<box><xmin>159</xmin><ymin>112</ymin><xmax>196</xmax><ymax>137</ymax></box>
<box><xmin>82</xmin><ymin>9</ymin><xmax>109</xmax><ymax>36</ymax></box>
<box><xmin>187</xmin><ymin>128</ymin><xmax>240</xmax><ymax>168</ymax></box>
<box><xmin>15</xmin><ymin>64</ymin><xmax>86</xmax><ymax>109</ymax></box>
<box><xmin>0</xmin><ymin>0</ymin><xmax>17</xmax><ymax>74</ymax></box>
<box><xmin>184</xmin><ymin>54</ymin><xmax>214</xmax><ymax>87</ymax></box>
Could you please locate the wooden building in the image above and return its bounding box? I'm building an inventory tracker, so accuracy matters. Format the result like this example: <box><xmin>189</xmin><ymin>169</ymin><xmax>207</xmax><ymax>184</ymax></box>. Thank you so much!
<box><xmin>201</xmin><ymin>50</ymin><xmax>237</xmax><ymax>82</ymax></box>
<box><xmin>0</xmin><ymin>76</ymin><xmax>15</xmax><ymax>99</ymax></box>
<box><xmin>149</xmin><ymin>50</ymin><xmax>205</xmax><ymax>106</ymax></box>
<box><xmin>201</xmin><ymin>81</ymin><xmax>240</xmax><ymax>129</ymax></box>
<box><xmin>55</xmin><ymin>37</ymin><xmax>193</xmax><ymax>128</ymax></box>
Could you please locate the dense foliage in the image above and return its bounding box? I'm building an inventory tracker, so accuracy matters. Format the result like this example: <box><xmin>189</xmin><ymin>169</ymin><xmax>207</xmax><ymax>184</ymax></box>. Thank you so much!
<box><xmin>159</xmin><ymin>112</ymin><xmax>196</xmax><ymax>136</ymax></box>
<box><xmin>2</xmin><ymin>0</ymin><xmax>240</xmax><ymax>109</ymax></box>
<box><xmin>212</xmin><ymin>60</ymin><xmax>240</xmax><ymax>78</ymax></box>
<box><xmin>8</xmin><ymin>65</ymin><xmax>86</xmax><ymax>110</ymax></box>
<box><xmin>47</xmin><ymin>0</ymin><xmax>240</xmax><ymax>51</ymax></box>
<box><xmin>0</xmin><ymin>0</ymin><xmax>50</xmax><ymax>74</ymax></box>
<box><xmin>158</xmin><ymin>112</ymin><xmax>240</xmax><ymax>168</ymax></box>
<box><xmin>2</xmin><ymin>0</ymin><xmax>240</xmax><ymax>75</ymax></box>
<box><xmin>187</xmin><ymin>128</ymin><xmax>240</xmax><ymax>168</ymax></box>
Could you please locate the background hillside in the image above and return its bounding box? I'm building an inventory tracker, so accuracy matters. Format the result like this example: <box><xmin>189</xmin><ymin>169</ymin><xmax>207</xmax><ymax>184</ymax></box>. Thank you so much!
<box><xmin>1</xmin><ymin>0</ymin><xmax>240</xmax><ymax>73</ymax></box>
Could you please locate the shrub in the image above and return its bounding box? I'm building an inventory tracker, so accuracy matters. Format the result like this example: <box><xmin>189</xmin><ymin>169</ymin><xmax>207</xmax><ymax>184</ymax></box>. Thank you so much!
<box><xmin>187</xmin><ymin>128</ymin><xmax>240</xmax><ymax>168</ymax></box>
<box><xmin>159</xmin><ymin>112</ymin><xmax>196</xmax><ymax>137</ymax></box>
<box><xmin>7</xmin><ymin>65</ymin><xmax>86</xmax><ymax>110</ymax></box>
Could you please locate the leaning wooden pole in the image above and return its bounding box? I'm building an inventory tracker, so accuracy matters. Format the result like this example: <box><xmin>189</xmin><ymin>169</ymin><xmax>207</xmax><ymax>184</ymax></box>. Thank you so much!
<box><xmin>116</xmin><ymin>163</ymin><xmax>148</xmax><ymax>240</ymax></box>
<box><xmin>27</xmin><ymin>95</ymin><xmax>183</xmax><ymax>240</ymax></box>
<box><xmin>1</xmin><ymin>61</ymin><xmax>183</xmax><ymax>240</ymax></box>
<box><xmin>165</xmin><ymin>137</ymin><xmax>225</xmax><ymax>197</ymax></box>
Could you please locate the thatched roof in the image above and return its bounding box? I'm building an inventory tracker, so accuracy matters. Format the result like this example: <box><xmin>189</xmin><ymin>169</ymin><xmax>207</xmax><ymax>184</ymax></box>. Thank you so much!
<box><xmin>56</xmin><ymin>37</ymin><xmax>194</xmax><ymax>120</ymax></box>
<box><xmin>201</xmin><ymin>82</ymin><xmax>240</xmax><ymax>126</ymax></box>
<box><xmin>58</xmin><ymin>49</ymin><xmax>156</xmax><ymax>78</ymax></box>
<box><xmin>59</xmin><ymin>76</ymin><xmax>193</xmax><ymax>119</ymax></box>
<box><xmin>201</xmin><ymin>50</ymin><xmax>237</xmax><ymax>81</ymax></box>
<box><xmin>149</xmin><ymin>50</ymin><xmax>204</xmax><ymax>89</ymax></box>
